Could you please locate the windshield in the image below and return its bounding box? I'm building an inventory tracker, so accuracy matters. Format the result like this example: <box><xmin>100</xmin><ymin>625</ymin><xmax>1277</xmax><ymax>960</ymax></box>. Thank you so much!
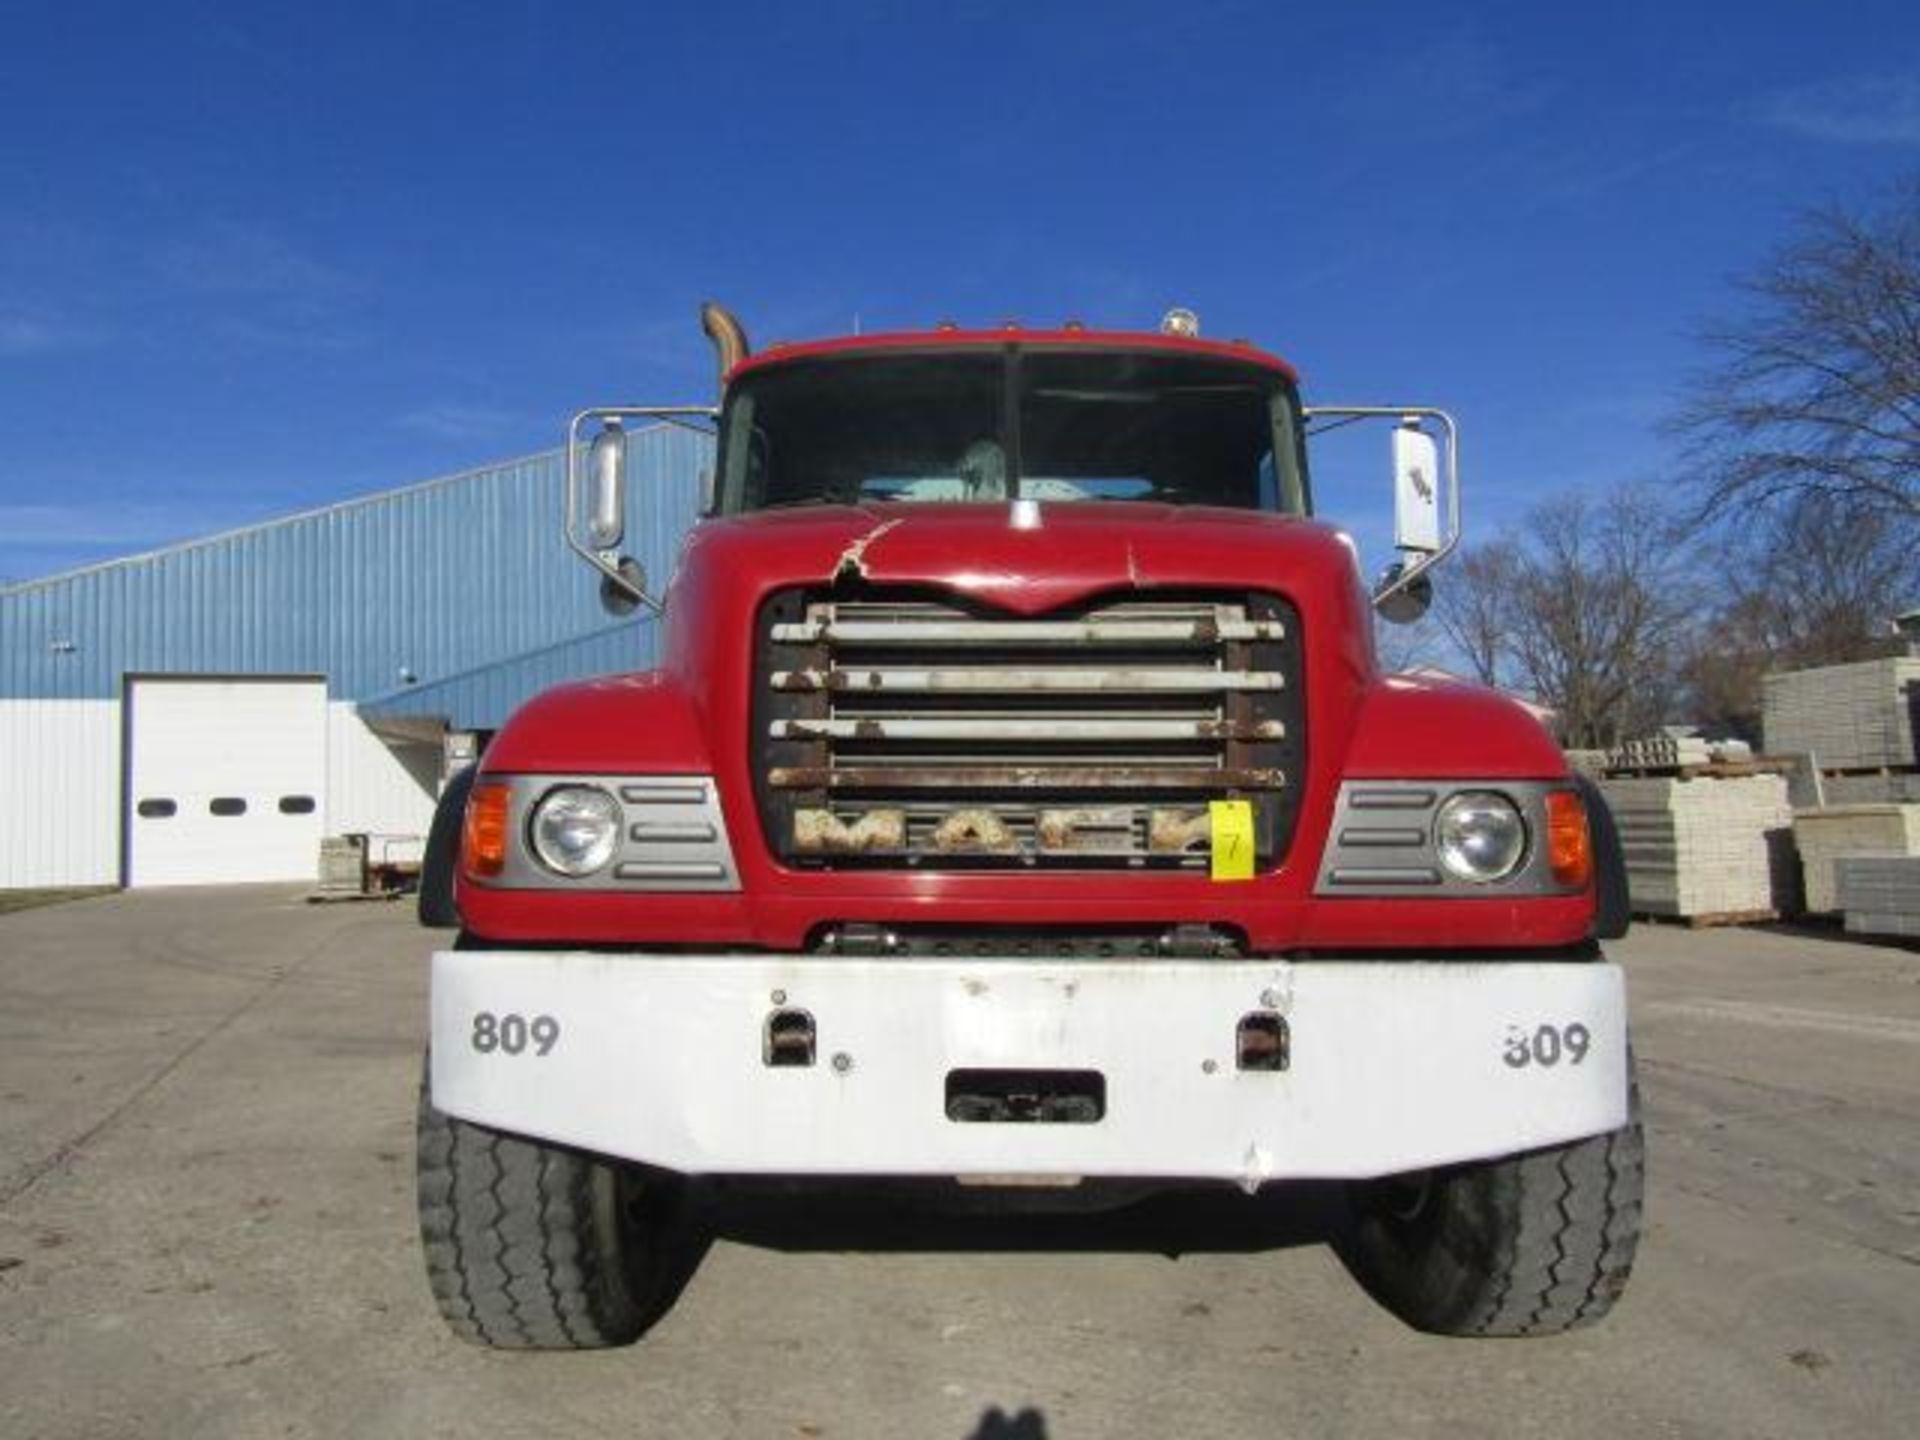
<box><xmin>716</xmin><ymin>348</ymin><xmax>1309</xmax><ymax>514</ymax></box>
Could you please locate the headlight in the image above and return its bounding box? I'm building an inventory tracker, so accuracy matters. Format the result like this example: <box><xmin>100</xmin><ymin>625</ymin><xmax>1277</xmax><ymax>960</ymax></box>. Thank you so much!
<box><xmin>529</xmin><ymin>786</ymin><xmax>622</xmax><ymax>876</ymax></box>
<box><xmin>1434</xmin><ymin>791</ymin><xmax>1527</xmax><ymax>883</ymax></box>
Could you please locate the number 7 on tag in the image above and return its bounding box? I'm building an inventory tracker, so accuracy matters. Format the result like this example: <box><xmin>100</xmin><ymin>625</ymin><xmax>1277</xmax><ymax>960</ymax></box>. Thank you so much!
<box><xmin>1209</xmin><ymin>800</ymin><xmax>1255</xmax><ymax>882</ymax></box>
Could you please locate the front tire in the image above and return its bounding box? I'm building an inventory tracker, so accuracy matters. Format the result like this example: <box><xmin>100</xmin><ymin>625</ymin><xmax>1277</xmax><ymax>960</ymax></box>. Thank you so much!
<box><xmin>415</xmin><ymin>1066</ymin><xmax>691</xmax><ymax>1348</ymax></box>
<box><xmin>1339</xmin><ymin>1059</ymin><xmax>1644</xmax><ymax>1337</ymax></box>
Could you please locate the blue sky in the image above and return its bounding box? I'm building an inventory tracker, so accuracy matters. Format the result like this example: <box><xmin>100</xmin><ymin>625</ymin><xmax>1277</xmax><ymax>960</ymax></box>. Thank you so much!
<box><xmin>3</xmin><ymin>0</ymin><xmax>1918</xmax><ymax>584</ymax></box>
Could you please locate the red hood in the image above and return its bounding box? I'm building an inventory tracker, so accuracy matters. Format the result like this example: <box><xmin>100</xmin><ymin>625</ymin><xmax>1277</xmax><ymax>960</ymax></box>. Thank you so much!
<box><xmin>474</xmin><ymin>501</ymin><xmax>1588</xmax><ymax>952</ymax></box>
<box><xmin>668</xmin><ymin>502</ymin><xmax>1364</xmax><ymax>617</ymax></box>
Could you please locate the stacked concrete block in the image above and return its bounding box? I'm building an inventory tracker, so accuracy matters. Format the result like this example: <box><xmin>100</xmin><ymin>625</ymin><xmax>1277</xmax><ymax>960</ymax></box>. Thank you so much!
<box><xmin>1762</xmin><ymin>658</ymin><xmax>1920</xmax><ymax>769</ymax></box>
<box><xmin>1599</xmin><ymin>775</ymin><xmax>1795</xmax><ymax>919</ymax></box>
<box><xmin>1563</xmin><ymin>749</ymin><xmax>1610</xmax><ymax>780</ymax></box>
<box><xmin>1835</xmin><ymin>856</ymin><xmax>1920</xmax><ymax>939</ymax></box>
<box><xmin>1821</xmin><ymin>772</ymin><xmax>1920</xmax><ymax>805</ymax></box>
<box><xmin>1608</xmin><ymin>734</ymin><xmax>1712</xmax><ymax>771</ymax></box>
<box><xmin>1793</xmin><ymin>805</ymin><xmax>1920</xmax><ymax>915</ymax></box>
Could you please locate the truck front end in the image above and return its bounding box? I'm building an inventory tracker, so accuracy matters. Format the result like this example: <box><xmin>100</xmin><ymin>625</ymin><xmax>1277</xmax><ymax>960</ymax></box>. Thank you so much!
<box><xmin>415</xmin><ymin>312</ymin><xmax>1642</xmax><ymax>1349</ymax></box>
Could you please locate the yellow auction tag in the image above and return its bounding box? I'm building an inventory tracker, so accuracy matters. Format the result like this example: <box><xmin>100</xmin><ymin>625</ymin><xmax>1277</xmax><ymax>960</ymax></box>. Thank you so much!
<box><xmin>1209</xmin><ymin>800</ymin><xmax>1255</xmax><ymax>882</ymax></box>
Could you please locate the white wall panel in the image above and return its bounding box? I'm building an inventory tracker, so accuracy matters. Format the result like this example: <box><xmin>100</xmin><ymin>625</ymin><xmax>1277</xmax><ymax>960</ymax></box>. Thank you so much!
<box><xmin>326</xmin><ymin>703</ymin><xmax>438</xmax><ymax>840</ymax></box>
<box><xmin>0</xmin><ymin>700</ymin><xmax>122</xmax><ymax>888</ymax></box>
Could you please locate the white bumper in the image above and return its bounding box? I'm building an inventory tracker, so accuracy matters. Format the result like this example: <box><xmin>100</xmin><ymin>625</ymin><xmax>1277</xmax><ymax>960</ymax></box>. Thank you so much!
<box><xmin>430</xmin><ymin>952</ymin><xmax>1628</xmax><ymax>1186</ymax></box>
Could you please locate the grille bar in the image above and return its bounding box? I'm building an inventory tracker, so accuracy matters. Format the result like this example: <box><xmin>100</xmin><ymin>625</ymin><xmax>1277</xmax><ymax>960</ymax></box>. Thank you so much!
<box><xmin>771</xmin><ymin>717</ymin><xmax>1285</xmax><ymax>741</ymax></box>
<box><xmin>774</xmin><ymin>667</ymin><xmax>1285</xmax><ymax>694</ymax></box>
<box><xmin>769</xmin><ymin>765</ymin><xmax>1288</xmax><ymax>791</ymax></box>
<box><xmin>770</xmin><ymin>615</ymin><xmax>1285</xmax><ymax>646</ymax></box>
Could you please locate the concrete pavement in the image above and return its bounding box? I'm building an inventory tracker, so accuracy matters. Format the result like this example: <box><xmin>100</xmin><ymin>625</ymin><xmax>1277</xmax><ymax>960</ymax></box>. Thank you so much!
<box><xmin>1</xmin><ymin>887</ymin><xmax>1915</xmax><ymax>1438</ymax></box>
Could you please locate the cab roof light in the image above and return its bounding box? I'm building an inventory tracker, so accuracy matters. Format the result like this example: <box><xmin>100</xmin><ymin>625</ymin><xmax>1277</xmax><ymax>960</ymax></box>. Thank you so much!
<box><xmin>1160</xmin><ymin>307</ymin><xmax>1201</xmax><ymax>338</ymax></box>
<box><xmin>1545</xmin><ymin>789</ymin><xmax>1594</xmax><ymax>891</ymax></box>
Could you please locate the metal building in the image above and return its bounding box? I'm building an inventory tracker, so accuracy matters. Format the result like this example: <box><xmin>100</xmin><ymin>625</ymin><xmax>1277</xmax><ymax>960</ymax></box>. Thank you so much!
<box><xmin>0</xmin><ymin>426</ymin><xmax>709</xmax><ymax>889</ymax></box>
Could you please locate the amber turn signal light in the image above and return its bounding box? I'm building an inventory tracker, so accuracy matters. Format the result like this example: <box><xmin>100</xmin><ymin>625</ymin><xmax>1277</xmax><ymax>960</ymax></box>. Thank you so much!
<box><xmin>1544</xmin><ymin>788</ymin><xmax>1593</xmax><ymax>891</ymax></box>
<box><xmin>462</xmin><ymin>781</ymin><xmax>513</xmax><ymax>879</ymax></box>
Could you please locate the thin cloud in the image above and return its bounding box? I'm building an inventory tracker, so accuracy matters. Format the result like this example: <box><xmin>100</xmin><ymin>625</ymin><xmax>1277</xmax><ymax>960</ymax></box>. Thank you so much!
<box><xmin>1535</xmin><ymin>140</ymin><xmax>1704</xmax><ymax>206</ymax></box>
<box><xmin>154</xmin><ymin>217</ymin><xmax>357</xmax><ymax>298</ymax></box>
<box><xmin>0</xmin><ymin>313</ymin><xmax>100</xmax><ymax>357</ymax></box>
<box><xmin>1757</xmin><ymin>74</ymin><xmax>1920</xmax><ymax>145</ymax></box>
<box><xmin>395</xmin><ymin>403</ymin><xmax>524</xmax><ymax>441</ymax></box>
<box><xmin>0</xmin><ymin>501</ymin><xmax>269</xmax><ymax>549</ymax></box>
<box><xmin>149</xmin><ymin>217</ymin><xmax>369</xmax><ymax>352</ymax></box>
<box><xmin>1333</xmin><ymin>34</ymin><xmax>1557</xmax><ymax>142</ymax></box>
<box><xmin>213</xmin><ymin>313</ymin><xmax>365</xmax><ymax>353</ymax></box>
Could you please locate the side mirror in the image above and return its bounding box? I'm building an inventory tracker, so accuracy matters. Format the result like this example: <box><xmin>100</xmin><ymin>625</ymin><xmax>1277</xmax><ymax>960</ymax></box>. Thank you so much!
<box><xmin>1374</xmin><ymin>562</ymin><xmax>1433</xmax><ymax>625</ymax></box>
<box><xmin>1392</xmin><ymin>421</ymin><xmax>1441</xmax><ymax>554</ymax></box>
<box><xmin>699</xmin><ymin>466</ymin><xmax>716</xmax><ymax>517</ymax></box>
<box><xmin>586</xmin><ymin>422</ymin><xmax>627</xmax><ymax>550</ymax></box>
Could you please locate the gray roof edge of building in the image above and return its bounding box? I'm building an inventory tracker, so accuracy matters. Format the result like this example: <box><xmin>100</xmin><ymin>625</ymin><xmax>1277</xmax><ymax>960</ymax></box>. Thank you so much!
<box><xmin>1</xmin><ymin>423</ymin><xmax>689</xmax><ymax>600</ymax></box>
<box><xmin>354</xmin><ymin>618</ymin><xmax>653</xmax><ymax>714</ymax></box>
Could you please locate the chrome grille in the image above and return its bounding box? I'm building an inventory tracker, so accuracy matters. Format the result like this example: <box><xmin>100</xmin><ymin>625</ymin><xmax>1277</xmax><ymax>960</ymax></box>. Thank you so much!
<box><xmin>754</xmin><ymin>592</ymin><xmax>1303</xmax><ymax>870</ymax></box>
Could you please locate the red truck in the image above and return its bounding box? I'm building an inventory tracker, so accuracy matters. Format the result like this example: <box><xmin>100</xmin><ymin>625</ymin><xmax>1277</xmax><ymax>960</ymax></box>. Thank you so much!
<box><xmin>415</xmin><ymin>306</ymin><xmax>1641</xmax><ymax>1348</ymax></box>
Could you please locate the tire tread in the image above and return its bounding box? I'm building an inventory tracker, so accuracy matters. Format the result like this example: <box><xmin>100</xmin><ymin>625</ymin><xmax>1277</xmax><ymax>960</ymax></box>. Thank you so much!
<box><xmin>415</xmin><ymin>1068</ymin><xmax>653</xmax><ymax>1349</ymax></box>
<box><xmin>1342</xmin><ymin>1059</ymin><xmax>1644</xmax><ymax>1337</ymax></box>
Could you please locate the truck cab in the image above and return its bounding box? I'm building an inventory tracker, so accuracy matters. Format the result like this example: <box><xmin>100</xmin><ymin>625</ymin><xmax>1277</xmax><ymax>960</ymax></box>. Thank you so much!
<box><xmin>416</xmin><ymin>310</ymin><xmax>1642</xmax><ymax>1350</ymax></box>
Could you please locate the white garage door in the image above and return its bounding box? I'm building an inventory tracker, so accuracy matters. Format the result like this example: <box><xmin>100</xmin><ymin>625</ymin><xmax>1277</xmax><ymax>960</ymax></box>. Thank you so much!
<box><xmin>126</xmin><ymin>677</ymin><xmax>328</xmax><ymax>887</ymax></box>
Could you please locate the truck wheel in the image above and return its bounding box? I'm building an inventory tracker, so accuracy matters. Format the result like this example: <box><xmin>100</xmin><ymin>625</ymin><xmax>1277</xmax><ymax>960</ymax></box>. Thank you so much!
<box><xmin>415</xmin><ymin>1066</ymin><xmax>690</xmax><ymax>1348</ymax></box>
<box><xmin>1338</xmin><ymin>1057</ymin><xmax>1643</xmax><ymax>1337</ymax></box>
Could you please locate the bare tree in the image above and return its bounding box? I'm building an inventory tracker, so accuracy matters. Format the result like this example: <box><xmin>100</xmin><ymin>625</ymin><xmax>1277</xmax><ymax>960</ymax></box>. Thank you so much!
<box><xmin>1442</xmin><ymin>489</ymin><xmax>1696</xmax><ymax>748</ymax></box>
<box><xmin>1738</xmin><ymin>493</ymin><xmax>1914</xmax><ymax>663</ymax></box>
<box><xmin>1673</xmin><ymin>181</ymin><xmax>1920</xmax><ymax>528</ymax></box>
<box><xmin>1419</xmin><ymin>488</ymin><xmax>1695</xmax><ymax>745</ymax></box>
<box><xmin>1432</xmin><ymin>541</ymin><xmax>1521</xmax><ymax>687</ymax></box>
<box><xmin>1372</xmin><ymin>613</ymin><xmax>1446</xmax><ymax>674</ymax></box>
<box><xmin>1681</xmin><ymin>492</ymin><xmax>1914</xmax><ymax>738</ymax></box>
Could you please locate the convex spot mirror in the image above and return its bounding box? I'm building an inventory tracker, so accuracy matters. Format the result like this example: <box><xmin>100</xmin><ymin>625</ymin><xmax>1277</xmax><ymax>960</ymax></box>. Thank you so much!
<box><xmin>600</xmin><ymin>556</ymin><xmax>649</xmax><ymax>617</ymax></box>
<box><xmin>1374</xmin><ymin>562</ymin><xmax>1433</xmax><ymax>625</ymax></box>
<box><xmin>586</xmin><ymin>422</ymin><xmax>627</xmax><ymax>550</ymax></box>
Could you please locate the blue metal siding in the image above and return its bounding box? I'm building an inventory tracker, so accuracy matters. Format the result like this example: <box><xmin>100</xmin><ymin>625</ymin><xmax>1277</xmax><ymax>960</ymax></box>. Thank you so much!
<box><xmin>359</xmin><ymin>621</ymin><xmax>657</xmax><ymax>731</ymax></box>
<box><xmin>0</xmin><ymin>426</ymin><xmax>710</xmax><ymax>718</ymax></box>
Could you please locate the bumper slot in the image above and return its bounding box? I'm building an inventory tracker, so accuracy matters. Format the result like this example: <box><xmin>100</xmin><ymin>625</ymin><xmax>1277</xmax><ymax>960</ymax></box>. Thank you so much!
<box><xmin>764</xmin><ymin>1009</ymin><xmax>817</xmax><ymax>1067</ymax></box>
<box><xmin>1236</xmin><ymin>1012</ymin><xmax>1290</xmax><ymax>1071</ymax></box>
<box><xmin>946</xmin><ymin>1068</ymin><xmax>1106</xmax><ymax>1124</ymax></box>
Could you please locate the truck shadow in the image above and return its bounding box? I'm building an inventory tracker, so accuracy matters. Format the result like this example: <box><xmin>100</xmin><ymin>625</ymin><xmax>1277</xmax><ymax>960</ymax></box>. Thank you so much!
<box><xmin>680</xmin><ymin>1178</ymin><xmax>1348</xmax><ymax>1257</ymax></box>
<box><xmin>966</xmin><ymin>1406</ymin><xmax>1049</xmax><ymax>1439</ymax></box>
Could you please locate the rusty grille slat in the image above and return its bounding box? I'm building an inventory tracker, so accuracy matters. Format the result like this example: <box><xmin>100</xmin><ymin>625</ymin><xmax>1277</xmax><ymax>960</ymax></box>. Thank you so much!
<box><xmin>774</xmin><ymin>667</ymin><xmax>1285</xmax><ymax>694</ymax></box>
<box><xmin>771</xmin><ymin>718</ymin><xmax>1285</xmax><ymax>741</ymax></box>
<box><xmin>769</xmin><ymin>613</ymin><xmax>1285</xmax><ymax>646</ymax></box>
<box><xmin>769</xmin><ymin>765</ymin><xmax>1288</xmax><ymax>791</ymax></box>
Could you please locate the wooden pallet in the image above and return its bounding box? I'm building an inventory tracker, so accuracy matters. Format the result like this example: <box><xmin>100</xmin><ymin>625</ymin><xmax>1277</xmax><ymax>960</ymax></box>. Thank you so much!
<box><xmin>1631</xmin><ymin>907</ymin><xmax>1778</xmax><ymax>929</ymax></box>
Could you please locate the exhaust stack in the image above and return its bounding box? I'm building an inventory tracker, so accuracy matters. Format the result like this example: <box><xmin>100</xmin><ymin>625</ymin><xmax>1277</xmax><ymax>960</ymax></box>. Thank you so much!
<box><xmin>700</xmin><ymin>301</ymin><xmax>750</xmax><ymax>390</ymax></box>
